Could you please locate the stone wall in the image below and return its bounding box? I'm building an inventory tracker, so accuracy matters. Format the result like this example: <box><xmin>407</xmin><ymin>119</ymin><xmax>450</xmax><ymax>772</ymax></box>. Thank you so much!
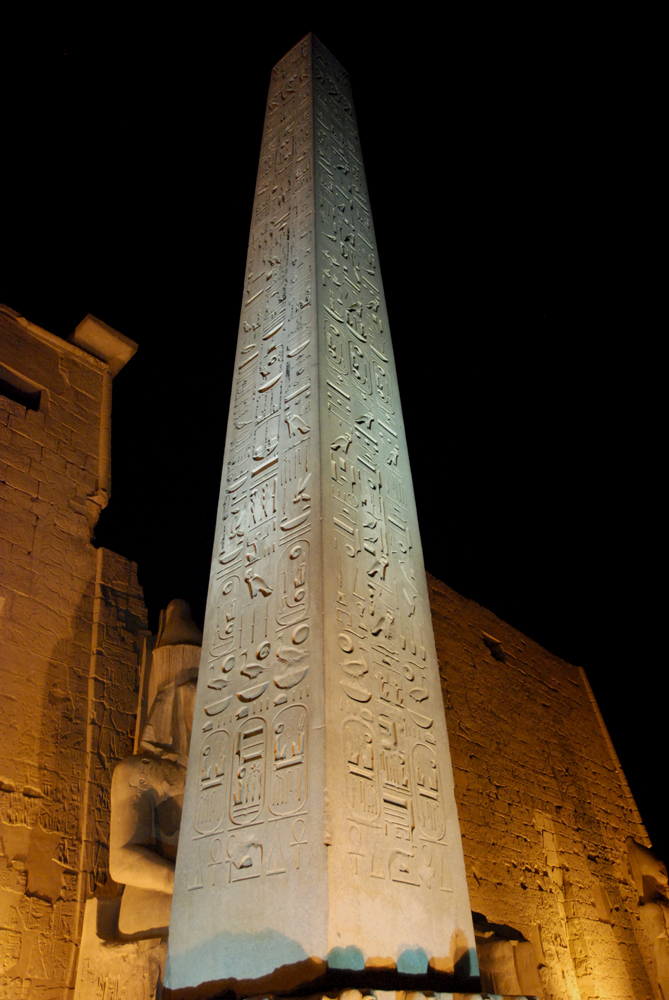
<box><xmin>1</xmin><ymin>303</ymin><xmax>662</xmax><ymax>998</ymax></box>
<box><xmin>429</xmin><ymin>573</ymin><xmax>658</xmax><ymax>999</ymax></box>
<box><xmin>0</xmin><ymin>307</ymin><xmax>147</xmax><ymax>999</ymax></box>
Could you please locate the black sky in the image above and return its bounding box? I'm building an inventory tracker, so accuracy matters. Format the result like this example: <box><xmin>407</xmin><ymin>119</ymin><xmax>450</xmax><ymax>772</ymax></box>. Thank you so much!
<box><xmin>3</xmin><ymin>18</ymin><xmax>660</xmax><ymax>859</ymax></box>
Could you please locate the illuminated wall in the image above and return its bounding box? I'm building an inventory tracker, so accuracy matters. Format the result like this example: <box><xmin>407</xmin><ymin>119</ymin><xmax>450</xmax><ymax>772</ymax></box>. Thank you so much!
<box><xmin>430</xmin><ymin>574</ymin><xmax>659</xmax><ymax>998</ymax></box>
<box><xmin>0</xmin><ymin>306</ymin><xmax>662</xmax><ymax>998</ymax></box>
<box><xmin>0</xmin><ymin>307</ymin><xmax>148</xmax><ymax>999</ymax></box>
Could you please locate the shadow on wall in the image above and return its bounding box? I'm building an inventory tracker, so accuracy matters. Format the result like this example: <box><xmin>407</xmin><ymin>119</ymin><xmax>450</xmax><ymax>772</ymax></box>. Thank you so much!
<box><xmin>0</xmin><ymin>555</ymin><xmax>146</xmax><ymax>995</ymax></box>
<box><xmin>0</xmin><ymin>582</ymin><xmax>98</xmax><ymax>992</ymax></box>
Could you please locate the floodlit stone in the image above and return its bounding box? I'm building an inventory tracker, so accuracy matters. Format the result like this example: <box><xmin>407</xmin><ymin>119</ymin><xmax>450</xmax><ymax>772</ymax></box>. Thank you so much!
<box><xmin>110</xmin><ymin>600</ymin><xmax>200</xmax><ymax>938</ymax></box>
<box><xmin>0</xmin><ymin>306</ymin><xmax>148</xmax><ymax>997</ymax></box>
<box><xmin>430</xmin><ymin>575</ymin><xmax>662</xmax><ymax>1000</ymax></box>
<box><xmin>75</xmin><ymin>601</ymin><xmax>201</xmax><ymax>999</ymax></box>
<box><xmin>3</xmin><ymin>37</ymin><xmax>663</xmax><ymax>1000</ymax></box>
<box><xmin>628</xmin><ymin>838</ymin><xmax>669</xmax><ymax>999</ymax></box>
<box><xmin>165</xmin><ymin>35</ymin><xmax>477</xmax><ymax>996</ymax></box>
<box><xmin>69</xmin><ymin>314</ymin><xmax>138</xmax><ymax>376</ymax></box>
<box><xmin>74</xmin><ymin>898</ymin><xmax>165</xmax><ymax>1000</ymax></box>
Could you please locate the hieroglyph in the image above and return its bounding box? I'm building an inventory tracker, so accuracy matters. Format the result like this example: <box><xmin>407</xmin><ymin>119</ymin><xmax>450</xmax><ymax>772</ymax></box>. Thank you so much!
<box><xmin>167</xmin><ymin>35</ymin><xmax>476</xmax><ymax>993</ymax></box>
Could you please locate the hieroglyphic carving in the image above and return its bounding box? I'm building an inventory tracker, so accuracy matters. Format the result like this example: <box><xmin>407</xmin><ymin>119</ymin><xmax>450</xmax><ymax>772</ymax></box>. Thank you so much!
<box><xmin>175</xmin><ymin>37</ymin><xmax>318</xmax><ymax>920</ymax></box>
<box><xmin>314</xmin><ymin>37</ymin><xmax>453</xmax><ymax>899</ymax></box>
<box><xmin>194</xmin><ymin>728</ymin><xmax>229</xmax><ymax>835</ymax></box>
<box><xmin>168</xmin><ymin>36</ymin><xmax>475</xmax><ymax>992</ymax></box>
<box><xmin>270</xmin><ymin>705</ymin><xmax>307</xmax><ymax>814</ymax></box>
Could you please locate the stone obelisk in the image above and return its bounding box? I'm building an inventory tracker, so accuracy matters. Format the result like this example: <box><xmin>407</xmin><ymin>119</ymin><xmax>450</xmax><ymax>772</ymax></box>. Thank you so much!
<box><xmin>166</xmin><ymin>35</ymin><xmax>478</xmax><ymax>996</ymax></box>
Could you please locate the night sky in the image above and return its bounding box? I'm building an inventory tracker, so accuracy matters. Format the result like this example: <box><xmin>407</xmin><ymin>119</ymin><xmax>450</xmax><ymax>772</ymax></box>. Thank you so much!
<box><xmin>3</xmin><ymin>19</ymin><xmax>660</xmax><ymax>860</ymax></box>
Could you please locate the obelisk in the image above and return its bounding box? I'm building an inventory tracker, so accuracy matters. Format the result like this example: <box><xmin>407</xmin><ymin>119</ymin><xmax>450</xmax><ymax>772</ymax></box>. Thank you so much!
<box><xmin>166</xmin><ymin>35</ymin><xmax>478</xmax><ymax>996</ymax></box>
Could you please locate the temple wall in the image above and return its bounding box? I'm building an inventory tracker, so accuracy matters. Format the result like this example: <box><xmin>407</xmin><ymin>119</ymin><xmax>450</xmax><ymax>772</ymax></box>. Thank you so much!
<box><xmin>429</xmin><ymin>573</ymin><xmax>657</xmax><ymax>999</ymax></box>
<box><xmin>0</xmin><ymin>308</ymin><xmax>147</xmax><ymax>999</ymax></box>
<box><xmin>1</xmin><ymin>301</ymin><xmax>662</xmax><ymax>998</ymax></box>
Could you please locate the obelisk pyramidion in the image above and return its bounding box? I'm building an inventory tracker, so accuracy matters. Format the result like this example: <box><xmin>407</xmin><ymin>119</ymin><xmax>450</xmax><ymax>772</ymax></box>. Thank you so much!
<box><xmin>166</xmin><ymin>35</ymin><xmax>478</xmax><ymax>996</ymax></box>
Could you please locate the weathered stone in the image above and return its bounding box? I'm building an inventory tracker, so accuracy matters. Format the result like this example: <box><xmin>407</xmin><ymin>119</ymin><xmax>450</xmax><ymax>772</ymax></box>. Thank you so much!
<box><xmin>0</xmin><ymin>305</ymin><xmax>147</xmax><ymax>996</ymax></box>
<box><xmin>69</xmin><ymin>314</ymin><xmax>138</xmax><ymax>378</ymax></box>
<box><xmin>109</xmin><ymin>601</ymin><xmax>201</xmax><ymax>938</ymax></box>
<box><xmin>74</xmin><ymin>897</ymin><xmax>165</xmax><ymax>1000</ymax></box>
<box><xmin>429</xmin><ymin>575</ymin><xmax>659</xmax><ymax>999</ymax></box>
<box><xmin>627</xmin><ymin>838</ymin><xmax>669</xmax><ymax>998</ymax></box>
<box><xmin>1</xmin><ymin>37</ymin><xmax>665</xmax><ymax>999</ymax></box>
<box><xmin>165</xmin><ymin>35</ymin><xmax>477</xmax><ymax>997</ymax></box>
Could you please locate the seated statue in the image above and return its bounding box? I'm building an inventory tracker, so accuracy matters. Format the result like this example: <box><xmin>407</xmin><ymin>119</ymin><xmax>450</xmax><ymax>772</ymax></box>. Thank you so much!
<box><xmin>628</xmin><ymin>838</ymin><xmax>669</xmax><ymax>999</ymax></box>
<box><xmin>110</xmin><ymin>599</ymin><xmax>201</xmax><ymax>937</ymax></box>
<box><xmin>474</xmin><ymin>912</ymin><xmax>543</xmax><ymax>997</ymax></box>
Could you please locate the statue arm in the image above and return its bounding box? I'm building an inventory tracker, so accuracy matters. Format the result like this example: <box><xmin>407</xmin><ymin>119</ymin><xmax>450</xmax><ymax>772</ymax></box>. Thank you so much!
<box><xmin>110</xmin><ymin>758</ymin><xmax>175</xmax><ymax>895</ymax></box>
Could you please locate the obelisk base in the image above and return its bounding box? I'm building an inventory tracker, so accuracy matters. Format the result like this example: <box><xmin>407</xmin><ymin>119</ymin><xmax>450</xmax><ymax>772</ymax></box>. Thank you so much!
<box><xmin>164</xmin><ymin>988</ymin><xmax>484</xmax><ymax>1000</ymax></box>
<box><xmin>162</xmin><ymin>954</ymin><xmax>480</xmax><ymax>999</ymax></box>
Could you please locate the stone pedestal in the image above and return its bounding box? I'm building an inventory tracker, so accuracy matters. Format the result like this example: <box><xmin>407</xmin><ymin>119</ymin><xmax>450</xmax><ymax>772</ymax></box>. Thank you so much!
<box><xmin>74</xmin><ymin>897</ymin><xmax>166</xmax><ymax>1000</ymax></box>
<box><xmin>165</xmin><ymin>35</ymin><xmax>478</xmax><ymax>997</ymax></box>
